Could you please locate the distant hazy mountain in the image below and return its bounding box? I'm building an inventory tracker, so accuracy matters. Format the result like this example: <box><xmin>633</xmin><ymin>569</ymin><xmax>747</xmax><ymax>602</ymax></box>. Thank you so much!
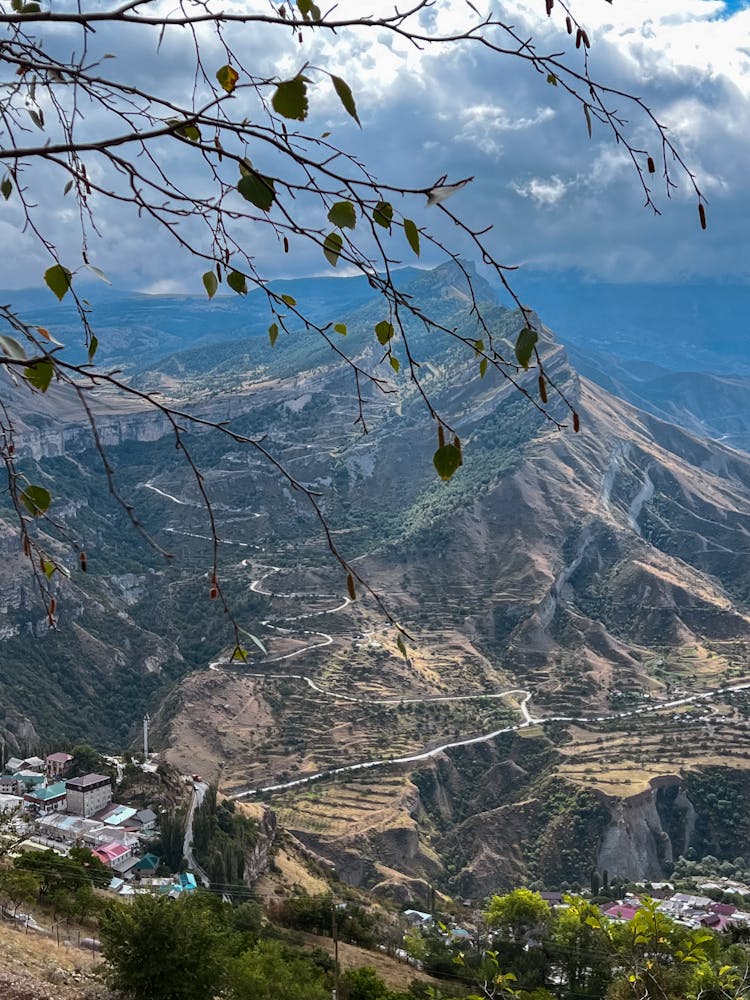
<box><xmin>511</xmin><ymin>272</ymin><xmax>750</xmax><ymax>452</ymax></box>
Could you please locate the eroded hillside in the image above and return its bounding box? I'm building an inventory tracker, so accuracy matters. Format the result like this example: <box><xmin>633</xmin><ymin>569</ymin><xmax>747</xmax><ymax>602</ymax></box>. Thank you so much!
<box><xmin>3</xmin><ymin>263</ymin><xmax>750</xmax><ymax>894</ymax></box>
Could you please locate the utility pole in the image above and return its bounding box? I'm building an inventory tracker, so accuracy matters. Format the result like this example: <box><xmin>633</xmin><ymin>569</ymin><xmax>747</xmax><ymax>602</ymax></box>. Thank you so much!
<box><xmin>143</xmin><ymin>714</ymin><xmax>150</xmax><ymax>759</ymax></box>
<box><xmin>332</xmin><ymin>899</ymin><xmax>339</xmax><ymax>1000</ymax></box>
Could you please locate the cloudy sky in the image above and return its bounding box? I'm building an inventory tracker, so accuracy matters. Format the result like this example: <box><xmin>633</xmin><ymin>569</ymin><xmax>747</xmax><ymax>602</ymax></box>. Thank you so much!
<box><xmin>2</xmin><ymin>0</ymin><xmax>748</xmax><ymax>293</ymax></box>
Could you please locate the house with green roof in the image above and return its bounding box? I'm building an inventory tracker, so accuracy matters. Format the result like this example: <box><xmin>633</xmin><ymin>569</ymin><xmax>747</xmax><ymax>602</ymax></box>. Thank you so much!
<box><xmin>24</xmin><ymin>781</ymin><xmax>67</xmax><ymax>814</ymax></box>
<box><xmin>133</xmin><ymin>852</ymin><xmax>161</xmax><ymax>876</ymax></box>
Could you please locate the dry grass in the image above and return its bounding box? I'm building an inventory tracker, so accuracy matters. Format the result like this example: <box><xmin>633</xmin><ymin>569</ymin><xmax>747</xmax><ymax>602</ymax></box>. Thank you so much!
<box><xmin>254</xmin><ymin>847</ymin><xmax>331</xmax><ymax>901</ymax></box>
<box><xmin>299</xmin><ymin>932</ymin><xmax>446</xmax><ymax>991</ymax></box>
<box><xmin>0</xmin><ymin>915</ymin><xmax>105</xmax><ymax>999</ymax></box>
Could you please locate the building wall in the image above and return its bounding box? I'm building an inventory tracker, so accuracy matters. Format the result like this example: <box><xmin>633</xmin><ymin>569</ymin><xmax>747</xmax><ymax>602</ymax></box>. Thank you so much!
<box><xmin>66</xmin><ymin>782</ymin><xmax>112</xmax><ymax>818</ymax></box>
<box><xmin>46</xmin><ymin>758</ymin><xmax>72</xmax><ymax>779</ymax></box>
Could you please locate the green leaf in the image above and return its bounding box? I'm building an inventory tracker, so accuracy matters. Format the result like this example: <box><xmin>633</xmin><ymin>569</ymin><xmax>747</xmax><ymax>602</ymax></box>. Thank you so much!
<box><xmin>20</xmin><ymin>485</ymin><xmax>51</xmax><ymax>517</ymax></box>
<box><xmin>403</xmin><ymin>217</ymin><xmax>420</xmax><ymax>256</ymax></box>
<box><xmin>216</xmin><ymin>64</ymin><xmax>239</xmax><ymax>94</ymax></box>
<box><xmin>44</xmin><ymin>264</ymin><xmax>72</xmax><ymax>301</ymax></box>
<box><xmin>246</xmin><ymin>632</ymin><xmax>268</xmax><ymax>654</ymax></box>
<box><xmin>268</xmin><ymin>322</ymin><xmax>279</xmax><ymax>347</ymax></box>
<box><xmin>202</xmin><ymin>271</ymin><xmax>218</xmax><ymax>299</ymax></box>
<box><xmin>514</xmin><ymin>326</ymin><xmax>538</xmax><ymax>369</ymax></box>
<box><xmin>0</xmin><ymin>335</ymin><xmax>26</xmax><ymax>360</ymax></box>
<box><xmin>546</xmin><ymin>72</ymin><xmax>558</xmax><ymax>86</ymax></box>
<box><xmin>227</xmin><ymin>270</ymin><xmax>247</xmax><ymax>295</ymax></box>
<box><xmin>281</xmin><ymin>294</ymin><xmax>296</xmax><ymax>307</ymax></box>
<box><xmin>479</xmin><ymin>357</ymin><xmax>488</xmax><ymax>379</ymax></box>
<box><xmin>389</xmin><ymin>356</ymin><xmax>400</xmax><ymax>373</ymax></box>
<box><xmin>331</xmin><ymin>75</ymin><xmax>361</xmax><ymax>126</ymax></box>
<box><xmin>175</xmin><ymin>123</ymin><xmax>201</xmax><ymax>142</ymax></box>
<box><xmin>323</xmin><ymin>231</ymin><xmax>343</xmax><ymax>267</ymax></box>
<box><xmin>373</xmin><ymin>201</ymin><xmax>393</xmax><ymax>230</ymax></box>
<box><xmin>297</xmin><ymin>0</ymin><xmax>321</xmax><ymax>18</ymax></box>
<box><xmin>1</xmin><ymin>176</ymin><xmax>11</xmax><ymax>200</ymax></box>
<box><xmin>272</xmin><ymin>76</ymin><xmax>309</xmax><ymax>121</ymax></box>
<box><xmin>397</xmin><ymin>634</ymin><xmax>407</xmax><ymax>658</ymax></box>
<box><xmin>88</xmin><ymin>336</ymin><xmax>98</xmax><ymax>363</ymax></box>
<box><xmin>327</xmin><ymin>200</ymin><xmax>356</xmax><ymax>230</ymax></box>
<box><xmin>230</xmin><ymin>645</ymin><xmax>248</xmax><ymax>663</ymax></box>
<box><xmin>27</xmin><ymin>107</ymin><xmax>43</xmax><ymax>130</ymax></box>
<box><xmin>237</xmin><ymin>172</ymin><xmax>276</xmax><ymax>211</ymax></box>
<box><xmin>433</xmin><ymin>443</ymin><xmax>462</xmax><ymax>482</ymax></box>
<box><xmin>473</xmin><ymin>339</ymin><xmax>484</xmax><ymax>356</ymax></box>
<box><xmin>334</xmin><ymin>323</ymin><xmax>347</xmax><ymax>336</ymax></box>
<box><xmin>42</xmin><ymin>559</ymin><xmax>55</xmax><ymax>580</ymax></box>
<box><xmin>375</xmin><ymin>320</ymin><xmax>394</xmax><ymax>345</ymax></box>
<box><xmin>24</xmin><ymin>359</ymin><xmax>53</xmax><ymax>392</ymax></box>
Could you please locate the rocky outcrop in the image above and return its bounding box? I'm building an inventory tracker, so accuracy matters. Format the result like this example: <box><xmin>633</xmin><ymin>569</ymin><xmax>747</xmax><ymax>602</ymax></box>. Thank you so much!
<box><xmin>245</xmin><ymin>807</ymin><xmax>277</xmax><ymax>885</ymax></box>
<box><xmin>596</xmin><ymin>778</ymin><xmax>680</xmax><ymax>880</ymax></box>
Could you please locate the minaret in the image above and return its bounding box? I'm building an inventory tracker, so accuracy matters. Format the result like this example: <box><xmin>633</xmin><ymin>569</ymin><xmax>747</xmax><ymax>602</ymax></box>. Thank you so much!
<box><xmin>143</xmin><ymin>714</ymin><xmax>150</xmax><ymax>759</ymax></box>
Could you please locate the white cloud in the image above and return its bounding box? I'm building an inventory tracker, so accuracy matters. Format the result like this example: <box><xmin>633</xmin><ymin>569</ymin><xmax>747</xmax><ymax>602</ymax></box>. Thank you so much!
<box><xmin>137</xmin><ymin>278</ymin><xmax>189</xmax><ymax>296</ymax></box>
<box><xmin>2</xmin><ymin>0</ymin><xmax>749</xmax><ymax>290</ymax></box>
<box><xmin>512</xmin><ymin>175</ymin><xmax>569</xmax><ymax>206</ymax></box>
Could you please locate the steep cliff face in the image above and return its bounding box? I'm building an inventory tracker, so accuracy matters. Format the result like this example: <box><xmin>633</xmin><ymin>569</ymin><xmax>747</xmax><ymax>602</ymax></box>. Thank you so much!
<box><xmin>596</xmin><ymin>779</ymin><xmax>679</xmax><ymax>880</ymax></box>
<box><xmin>244</xmin><ymin>807</ymin><xmax>278</xmax><ymax>884</ymax></box>
<box><xmin>271</xmin><ymin>739</ymin><xmax>750</xmax><ymax>903</ymax></box>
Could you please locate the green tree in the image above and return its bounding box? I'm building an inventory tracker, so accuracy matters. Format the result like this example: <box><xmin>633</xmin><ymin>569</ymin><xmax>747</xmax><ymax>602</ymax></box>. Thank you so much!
<box><xmin>225</xmin><ymin>939</ymin><xmax>330</xmax><ymax>1000</ymax></box>
<box><xmin>590</xmin><ymin>870</ymin><xmax>600</xmax><ymax>896</ymax></box>
<box><xmin>403</xmin><ymin>926</ymin><xmax>428</xmax><ymax>964</ymax></box>
<box><xmin>550</xmin><ymin>896</ymin><xmax>612</xmax><ymax>1000</ymax></box>
<box><xmin>16</xmin><ymin>847</ymin><xmax>109</xmax><ymax>899</ymax></box>
<box><xmin>231</xmin><ymin>900</ymin><xmax>263</xmax><ymax>937</ymax></box>
<box><xmin>485</xmin><ymin>889</ymin><xmax>551</xmax><ymax>946</ymax></box>
<box><xmin>100</xmin><ymin>892</ymin><xmax>235</xmax><ymax>1000</ymax></box>
<box><xmin>340</xmin><ymin>966</ymin><xmax>390</xmax><ymax>1000</ymax></box>
<box><xmin>607</xmin><ymin>898</ymin><xmax>718</xmax><ymax>1000</ymax></box>
<box><xmin>0</xmin><ymin>867</ymin><xmax>39</xmax><ymax>916</ymax></box>
<box><xmin>158</xmin><ymin>808</ymin><xmax>187</xmax><ymax>872</ymax></box>
<box><xmin>69</xmin><ymin>742</ymin><xmax>105</xmax><ymax>777</ymax></box>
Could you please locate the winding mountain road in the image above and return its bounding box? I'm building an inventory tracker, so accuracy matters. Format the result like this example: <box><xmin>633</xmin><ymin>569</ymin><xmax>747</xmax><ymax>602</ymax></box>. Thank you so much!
<box><xmin>228</xmin><ymin>680</ymin><xmax>750</xmax><ymax>800</ymax></box>
<box><xmin>183</xmin><ymin>780</ymin><xmax>211</xmax><ymax>888</ymax></box>
<box><xmin>213</xmin><ymin>563</ymin><xmax>750</xmax><ymax>802</ymax></box>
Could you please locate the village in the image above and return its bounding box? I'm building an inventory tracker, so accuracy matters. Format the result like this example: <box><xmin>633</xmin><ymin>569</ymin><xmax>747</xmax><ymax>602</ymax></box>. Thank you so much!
<box><xmin>0</xmin><ymin>738</ymin><xmax>199</xmax><ymax>901</ymax></box>
<box><xmin>4</xmin><ymin>739</ymin><xmax>750</xmax><ymax>935</ymax></box>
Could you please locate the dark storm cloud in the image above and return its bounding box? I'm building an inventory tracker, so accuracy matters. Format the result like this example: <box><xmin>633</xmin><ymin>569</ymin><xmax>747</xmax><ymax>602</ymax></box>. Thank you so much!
<box><xmin>4</xmin><ymin>1</ymin><xmax>748</xmax><ymax>290</ymax></box>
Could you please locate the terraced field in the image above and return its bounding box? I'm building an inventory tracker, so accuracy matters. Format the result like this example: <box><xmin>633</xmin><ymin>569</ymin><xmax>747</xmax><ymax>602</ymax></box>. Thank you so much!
<box><xmin>220</xmin><ymin>674</ymin><xmax>518</xmax><ymax>791</ymax></box>
<box><xmin>557</xmin><ymin>689</ymin><xmax>750</xmax><ymax>795</ymax></box>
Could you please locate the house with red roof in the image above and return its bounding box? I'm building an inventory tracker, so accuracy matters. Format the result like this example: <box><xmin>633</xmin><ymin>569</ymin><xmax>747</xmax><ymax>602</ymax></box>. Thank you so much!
<box><xmin>45</xmin><ymin>752</ymin><xmax>73</xmax><ymax>780</ymax></box>
<box><xmin>92</xmin><ymin>842</ymin><xmax>132</xmax><ymax>867</ymax></box>
<box><xmin>601</xmin><ymin>902</ymin><xmax>641</xmax><ymax>922</ymax></box>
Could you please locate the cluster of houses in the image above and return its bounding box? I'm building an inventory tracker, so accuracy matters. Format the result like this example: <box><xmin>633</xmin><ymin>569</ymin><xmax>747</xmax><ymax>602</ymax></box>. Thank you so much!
<box><xmin>0</xmin><ymin>751</ymin><xmax>196</xmax><ymax>899</ymax></box>
<box><xmin>601</xmin><ymin>889</ymin><xmax>750</xmax><ymax>932</ymax></box>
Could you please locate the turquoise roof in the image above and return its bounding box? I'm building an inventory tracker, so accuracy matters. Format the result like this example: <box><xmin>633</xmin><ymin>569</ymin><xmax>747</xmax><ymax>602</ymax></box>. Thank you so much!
<box><xmin>27</xmin><ymin>781</ymin><xmax>66</xmax><ymax>801</ymax></box>
<box><xmin>135</xmin><ymin>853</ymin><xmax>160</xmax><ymax>871</ymax></box>
<box><xmin>17</xmin><ymin>772</ymin><xmax>45</xmax><ymax>787</ymax></box>
<box><xmin>102</xmin><ymin>805</ymin><xmax>137</xmax><ymax>826</ymax></box>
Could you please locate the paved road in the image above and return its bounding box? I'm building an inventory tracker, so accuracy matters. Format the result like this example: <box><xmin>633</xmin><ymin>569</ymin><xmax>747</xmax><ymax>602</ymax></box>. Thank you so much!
<box><xmin>228</xmin><ymin>681</ymin><xmax>750</xmax><ymax>801</ymax></box>
<box><xmin>183</xmin><ymin>780</ymin><xmax>211</xmax><ymax>887</ymax></box>
<box><xmin>222</xmin><ymin>562</ymin><xmax>750</xmax><ymax>802</ymax></box>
